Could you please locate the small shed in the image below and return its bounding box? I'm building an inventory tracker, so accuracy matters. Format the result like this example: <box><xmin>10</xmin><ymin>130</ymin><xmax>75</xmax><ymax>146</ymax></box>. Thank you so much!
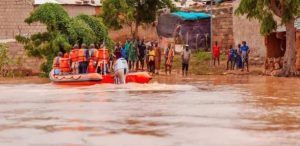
<box><xmin>157</xmin><ymin>11</ymin><xmax>211</xmax><ymax>50</ymax></box>
<box><xmin>264</xmin><ymin>19</ymin><xmax>300</xmax><ymax>71</ymax></box>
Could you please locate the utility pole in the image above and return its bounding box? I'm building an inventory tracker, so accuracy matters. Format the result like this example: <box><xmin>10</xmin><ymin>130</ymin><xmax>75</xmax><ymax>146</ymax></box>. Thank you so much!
<box><xmin>210</xmin><ymin>0</ymin><xmax>213</xmax><ymax>66</ymax></box>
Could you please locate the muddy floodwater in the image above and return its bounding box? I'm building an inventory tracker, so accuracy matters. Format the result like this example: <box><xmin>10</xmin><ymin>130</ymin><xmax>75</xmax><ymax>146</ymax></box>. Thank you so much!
<box><xmin>0</xmin><ymin>75</ymin><xmax>300</xmax><ymax>146</ymax></box>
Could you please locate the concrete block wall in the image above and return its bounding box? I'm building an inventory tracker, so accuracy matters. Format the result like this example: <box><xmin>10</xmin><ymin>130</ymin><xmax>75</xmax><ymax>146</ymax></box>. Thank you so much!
<box><xmin>0</xmin><ymin>0</ymin><xmax>46</xmax><ymax>40</ymax></box>
<box><xmin>0</xmin><ymin>0</ymin><xmax>99</xmax><ymax>73</ymax></box>
<box><xmin>5</xmin><ymin>42</ymin><xmax>42</xmax><ymax>73</ymax></box>
<box><xmin>232</xmin><ymin>0</ymin><xmax>266</xmax><ymax>58</ymax></box>
<box><xmin>0</xmin><ymin>0</ymin><xmax>45</xmax><ymax>73</ymax></box>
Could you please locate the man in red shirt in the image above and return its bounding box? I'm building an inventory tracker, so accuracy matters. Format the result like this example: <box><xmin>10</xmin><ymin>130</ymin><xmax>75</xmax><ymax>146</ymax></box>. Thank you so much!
<box><xmin>213</xmin><ymin>41</ymin><xmax>220</xmax><ymax>66</ymax></box>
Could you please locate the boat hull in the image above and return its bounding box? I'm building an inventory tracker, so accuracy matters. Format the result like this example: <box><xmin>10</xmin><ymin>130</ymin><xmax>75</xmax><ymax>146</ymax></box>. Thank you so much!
<box><xmin>50</xmin><ymin>71</ymin><xmax>151</xmax><ymax>85</ymax></box>
<box><xmin>49</xmin><ymin>70</ymin><xmax>102</xmax><ymax>86</ymax></box>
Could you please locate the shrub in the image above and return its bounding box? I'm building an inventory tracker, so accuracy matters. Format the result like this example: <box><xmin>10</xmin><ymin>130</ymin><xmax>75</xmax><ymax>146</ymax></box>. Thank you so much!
<box><xmin>195</xmin><ymin>51</ymin><xmax>211</xmax><ymax>62</ymax></box>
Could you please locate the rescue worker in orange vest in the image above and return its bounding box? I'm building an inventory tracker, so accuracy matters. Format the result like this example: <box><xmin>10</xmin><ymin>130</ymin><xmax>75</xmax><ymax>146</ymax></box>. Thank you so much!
<box><xmin>59</xmin><ymin>53</ymin><xmax>71</xmax><ymax>75</ymax></box>
<box><xmin>97</xmin><ymin>45</ymin><xmax>110</xmax><ymax>75</ymax></box>
<box><xmin>69</xmin><ymin>44</ymin><xmax>79</xmax><ymax>74</ymax></box>
<box><xmin>88</xmin><ymin>59</ymin><xmax>97</xmax><ymax>73</ymax></box>
<box><xmin>78</xmin><ymin>44</ymin><xmax>90</xmax><ymax>74</ymax></box>
<box><xmin>53</xmin><ymin>52</ymin><xmax>63</xmax><ymax>75</ymax></box>
<box><xmin>88</xmin><ymin>44</ymin><xmax>98</xmax><ymax>73</ymax></box>
<box><xmin>89</xmin><ymin>44</ymin><xmax>98</xmax><ymax>61</ymax></box>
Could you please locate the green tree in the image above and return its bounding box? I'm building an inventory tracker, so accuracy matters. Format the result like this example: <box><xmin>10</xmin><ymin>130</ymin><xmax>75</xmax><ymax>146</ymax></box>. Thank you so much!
<box><xmin>76</xmin><ymin>14</ymin><xmax>115</xmax><ymax>53</ymax></box>
<box><xmin>101</xmin><ymin>0</ymin><xmax>176</xmax><ymax>37</ymax></box>
<box><xmin>68</xmin><ymin>17</ymin><xmax>97</xmax><ymax>45</ymax></box>
<box><xmin>235</xmin><ymin>0</ymin><xmax>300</xmax><ymax>76</ymax></box>
<box><xmin>16</xmin><ymin>3</ymin><xmax>114</xmax><ymax>76</ymax></box>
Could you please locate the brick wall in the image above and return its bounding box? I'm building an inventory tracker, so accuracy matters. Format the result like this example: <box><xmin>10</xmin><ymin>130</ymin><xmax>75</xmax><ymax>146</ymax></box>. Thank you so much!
<box><xmin>0</xmin><ymin>0</ymin><xmax>46</xmax><ymax>40</ymax></box>
<box><xmin>232</xmin><ymin>0</ymin><xmax>266</xmax><ymax>58</ymax></box>
<box><xmin>212</xmin><ymin>6</ymin><xmax>234</xmax><ymax>51</ymax></box>
<box><xmin>0</xmin><ymin>0</ymin><xmax>99</xmax><ymax>73</ymax></box>
<box><xmin>6</xmin><ymin>42</ymin><xmax>42</xmax><ymax>73</ymax></box>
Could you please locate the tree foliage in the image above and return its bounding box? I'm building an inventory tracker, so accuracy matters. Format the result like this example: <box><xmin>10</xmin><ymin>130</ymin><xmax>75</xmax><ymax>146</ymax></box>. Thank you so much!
<box><xmin>16</xmin><ymin>3</ymin><xmax>114</xmax><ymax>76</ymax></box>
<box><xmin>235</xmin><ymin>0</ymin><xmax>300</xmax><ymax>35</ymax></box>
<box><xmin>101</xmin><ymin>0</ymin><xmax>176</xmax><ymax>36</ymax></box>
<box><xmin>235</xmin><ymin>0</ymin><xmax>300</xmax><ymax>76</ymax></box>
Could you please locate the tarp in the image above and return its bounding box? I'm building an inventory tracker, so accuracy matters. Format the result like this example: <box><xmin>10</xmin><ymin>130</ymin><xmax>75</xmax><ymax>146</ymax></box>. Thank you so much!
<box><xmin>172</xmin><ymin>12</ymin><xmax>210</xmax><ymax>21</ymax></box>
<box><xmin>157</xmin><ymin>14</ymin><xmax>183</xmax><ymax>38</ymax></box>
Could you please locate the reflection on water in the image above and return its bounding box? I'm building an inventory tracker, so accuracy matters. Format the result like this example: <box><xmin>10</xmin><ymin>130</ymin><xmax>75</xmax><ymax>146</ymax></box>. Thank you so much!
<box><xmin>0</xmin><ymin>76</ymin><xmax>300</xmax><ymax>146</ymax></box>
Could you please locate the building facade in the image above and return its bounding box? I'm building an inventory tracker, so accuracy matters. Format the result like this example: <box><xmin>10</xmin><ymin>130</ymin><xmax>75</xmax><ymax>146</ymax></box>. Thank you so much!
<box><xmin>0</xmin><ymin>0</ymin><xmax>101</xmax><ymax>73</ymax></box>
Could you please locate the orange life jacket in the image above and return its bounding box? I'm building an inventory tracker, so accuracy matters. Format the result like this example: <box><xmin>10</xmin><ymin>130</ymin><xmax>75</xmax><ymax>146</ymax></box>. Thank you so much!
<box><xmin>88</xmin><ymin>60</ymin><xmax>96</xmax><ymax>73</ymax></box>
<box><xmin>97</xmin><ymin>48</ymin><xmax>109</xmax><ymax>62</ymax></box>
<box><xmin>53</xmin><ymin>57</ymin><xmax>60</xmax><ymax>69</ymax></box>
<box><xmin>59</xmin><ymin>58</ymin><xmax>71</xmax><ymax>73</ymax></box>
<box><xmin>78</xmin><ymin>48</ymin><xmax>87</xmax><ymax>62</ymax></box>
<box><xmin>64</xmin><ymin>53</ymin><xmax>69</xmax><ymax>58</ymax></box>
<box><xmin>90</xmin><ymin>49</ymin><xmax>98</xmax><ymax>61</ymax></box>
<box><xmin>70</xmin><ymin>49</ymin><xmax>79</xmax><ymax>62</ymax></box>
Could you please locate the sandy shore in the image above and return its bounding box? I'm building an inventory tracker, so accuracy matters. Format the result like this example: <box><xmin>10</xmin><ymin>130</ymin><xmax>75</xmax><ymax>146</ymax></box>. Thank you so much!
<box><xmin>0</xmin><ymin>76</ymin><xmax>50</xmax><ymax>84</ymax></box>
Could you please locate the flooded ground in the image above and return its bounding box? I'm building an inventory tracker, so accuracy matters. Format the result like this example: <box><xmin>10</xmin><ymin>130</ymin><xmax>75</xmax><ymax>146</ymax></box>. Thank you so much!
<box><xmin>0</xmin><ymin>75</ymin><xmax>300</xmax><ymax>146</ymax></box>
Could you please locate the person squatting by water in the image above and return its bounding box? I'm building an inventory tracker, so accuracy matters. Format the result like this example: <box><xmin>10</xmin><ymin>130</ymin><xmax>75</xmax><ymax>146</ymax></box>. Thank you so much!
<box><xmin>182</xmin><ymin>44</ymin><xmax>191</xmax><ymax>76</ymax></box>
<box><xmin>114</xmin><ymin>58</ymin><xmax>129</xmax><ymax>84</ymax></box>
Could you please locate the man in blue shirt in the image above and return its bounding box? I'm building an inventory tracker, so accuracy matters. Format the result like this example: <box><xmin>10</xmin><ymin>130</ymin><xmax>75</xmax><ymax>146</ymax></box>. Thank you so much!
<box><xmin>240</xmin><ymin>41</ymin><xmax>250</xmax><ymax>72</ymax></box>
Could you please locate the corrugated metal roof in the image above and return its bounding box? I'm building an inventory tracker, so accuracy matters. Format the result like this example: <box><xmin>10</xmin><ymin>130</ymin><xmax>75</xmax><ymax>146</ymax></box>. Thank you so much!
<box><xmin>276</xmin><ymin>19</ymin><xmax>300</xmax><ymax>32</ymax></box>
<box><xmin>34</xmin><ymin>0</ymin><xmax>101</xmax><ymax>6</ymax></box>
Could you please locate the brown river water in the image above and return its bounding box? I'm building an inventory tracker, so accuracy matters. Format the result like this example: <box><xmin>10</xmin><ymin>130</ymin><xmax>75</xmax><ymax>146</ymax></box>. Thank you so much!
<box><xmin>0</xmin><ymin>75</ymin><xmax>300</xmax><ymax>146</ymax></box>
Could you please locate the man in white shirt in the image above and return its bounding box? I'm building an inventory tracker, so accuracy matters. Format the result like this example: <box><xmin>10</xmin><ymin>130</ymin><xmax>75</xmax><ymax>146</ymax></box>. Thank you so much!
<box><xmin>114</xmin><ymin>58</ymin><xmax>129</xmax><ymax>84</ymax></box>
<box><xmin>181</xmin><ymin>44</ymin><xmax>192</xmax><ymax>76</ymax></box>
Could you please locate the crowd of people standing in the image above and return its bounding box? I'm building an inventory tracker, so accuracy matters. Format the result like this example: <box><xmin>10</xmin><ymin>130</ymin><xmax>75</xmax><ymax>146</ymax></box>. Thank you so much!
<box><xmin>52</xmin><ymin>37</ymin><xmax>188</xmax><ymax>76</ymax></box>
<box><xmin>213</xmin><ymin>41</ymin><xmax>250</xmax><ymax>72</ymax></box>
<box><xmin>114</xmin><ymin>38</ymin><xmax>179</xmax><ymax>75</ymax></box>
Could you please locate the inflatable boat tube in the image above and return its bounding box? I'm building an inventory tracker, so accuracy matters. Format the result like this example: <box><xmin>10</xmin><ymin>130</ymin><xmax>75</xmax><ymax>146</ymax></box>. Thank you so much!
<box><xmin>98</xmin><ymin>72</ymin><xmax>152</xmax><ymax>84</ymax></box>
<box><xmin>49</xmin><ymin>70</ymin><xmax>102</xmax><ymax>86</ymax></box>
